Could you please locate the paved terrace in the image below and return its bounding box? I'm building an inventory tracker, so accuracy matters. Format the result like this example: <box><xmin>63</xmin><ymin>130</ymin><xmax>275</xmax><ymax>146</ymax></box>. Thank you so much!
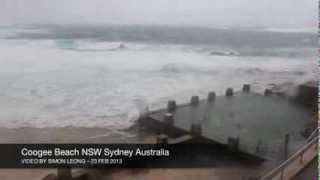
<box><xmin>141</xmin><ymin>85</ymin><xmax>312</xmax><ymax>160</ymax></box>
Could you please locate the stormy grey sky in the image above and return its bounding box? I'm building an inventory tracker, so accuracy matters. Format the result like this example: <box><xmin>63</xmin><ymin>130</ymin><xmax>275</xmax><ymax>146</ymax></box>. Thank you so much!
<box><xmin>0</xmin><ymin>0</ymin><xmax>317</xmax><ymax>28</ymax></box>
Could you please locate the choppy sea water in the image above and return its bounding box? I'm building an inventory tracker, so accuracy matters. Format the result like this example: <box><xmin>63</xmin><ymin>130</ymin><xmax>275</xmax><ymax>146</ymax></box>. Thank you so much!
<box><xmin>0</xmin><ymin>25</ymin><xmax>317</xmax><ymax>129</ymax></box>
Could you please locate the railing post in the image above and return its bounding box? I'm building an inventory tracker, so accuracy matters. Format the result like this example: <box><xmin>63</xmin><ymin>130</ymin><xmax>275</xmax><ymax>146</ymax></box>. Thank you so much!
<box><xmin>242</xmin><ymin>84</ymin><xmax>250</xmax><ymax>93</ymax></box>
<box><xmin>190</xmin><ymin>96</ymin><xmax>200</xmax><ymax>106</ymax></box>
<box><xmin>207</xmin><ymin>92</ymin><xmax>216</xmax><ymax>103</ymax></box>
<box><xmin>167</xmin><ymin>100</ymin><xmax>177</xmax><ymax>113</ymax></box>
<box><xmin>280</xmin><ymin>169</ymin><xmax>284</xmax><ymax>180</ymax></box>
<box><xmin>264</xmin><ymin>89</ymin><xmax>272</xmax><ymax>96</ymax></box>
<box><xmin>284</xmin><ymin>134</ymin><xmax>290</xmax><ymax>160</ymax></box>
<box><xmin>226</xmin><ymin>88</ymin><xmax>233</xmax><ymax>97</ymax></box>
<box><xmin>299</xmin><ymin>150</ymin><xmax>304</xmax><ymax>164</ymax></box>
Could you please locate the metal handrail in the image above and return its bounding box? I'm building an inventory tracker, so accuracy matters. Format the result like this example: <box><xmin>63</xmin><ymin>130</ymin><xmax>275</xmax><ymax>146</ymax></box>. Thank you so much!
<box><xmin>261</xmin><ymin>135</ymin><xmax>318</xmax><ymax>180</ymax></box>
<box><xmin>307</xmin><ymin>127</ymin><xmax>319</xmax><ymax>142</ymax></box>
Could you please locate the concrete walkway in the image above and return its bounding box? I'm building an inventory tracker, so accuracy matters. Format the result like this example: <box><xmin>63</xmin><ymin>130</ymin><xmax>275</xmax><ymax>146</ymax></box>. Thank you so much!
<box><xmin>292</xmin><ymin>159</ymin><xmax>318</xmax><ymax>180</ymax></box>
<box><xmin>261</xmin><ymin>137</ymin><xmax>318</xmax><ymax>180</ymax></box>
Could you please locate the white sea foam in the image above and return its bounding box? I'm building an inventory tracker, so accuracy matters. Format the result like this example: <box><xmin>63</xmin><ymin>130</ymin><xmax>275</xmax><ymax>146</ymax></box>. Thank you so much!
<box><xmin>0</xmin><ymin>36</ymin><xmax>316</xmax><ymax>128</ymax></box>
<box><xmin>262</xmin><ymin>27</ymin><xmax>317</xmax><ymax>34</ymax></box>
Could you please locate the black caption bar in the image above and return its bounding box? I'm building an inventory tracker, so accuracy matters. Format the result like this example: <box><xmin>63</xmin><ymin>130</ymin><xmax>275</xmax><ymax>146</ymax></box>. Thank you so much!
<box><xmin>0</xmin><ymin>144</ymin><xmax>258</xmax><ymax>168</ymax></box>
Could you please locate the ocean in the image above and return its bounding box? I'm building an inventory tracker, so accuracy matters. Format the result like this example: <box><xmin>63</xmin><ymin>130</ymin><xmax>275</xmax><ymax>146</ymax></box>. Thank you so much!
<box><xmin>0</xmin><ymin>24</ymin><xmax>317</xmax><ymax>129</ymax></box>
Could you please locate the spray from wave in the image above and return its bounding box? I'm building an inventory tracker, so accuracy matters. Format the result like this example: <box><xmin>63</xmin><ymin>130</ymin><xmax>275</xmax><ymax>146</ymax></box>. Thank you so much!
<box><xmin>0</xmin><ymin>25</ymin><xmax>317</xmax><ymax>128</ymax></box>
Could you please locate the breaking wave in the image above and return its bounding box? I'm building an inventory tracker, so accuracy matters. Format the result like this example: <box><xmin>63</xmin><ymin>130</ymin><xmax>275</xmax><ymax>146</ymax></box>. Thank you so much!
<box><xmin>0</xmin><ymin>26</ymin><xmax>317</xmax><ymax>128</ymax></box>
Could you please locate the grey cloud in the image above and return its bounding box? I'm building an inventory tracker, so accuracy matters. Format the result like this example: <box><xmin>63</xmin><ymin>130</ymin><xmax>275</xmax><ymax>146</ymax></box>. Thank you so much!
<box><xmin>0</xmin><ymin>0</ymin><xmax>317</xmax><ymax>28</ymax></box>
